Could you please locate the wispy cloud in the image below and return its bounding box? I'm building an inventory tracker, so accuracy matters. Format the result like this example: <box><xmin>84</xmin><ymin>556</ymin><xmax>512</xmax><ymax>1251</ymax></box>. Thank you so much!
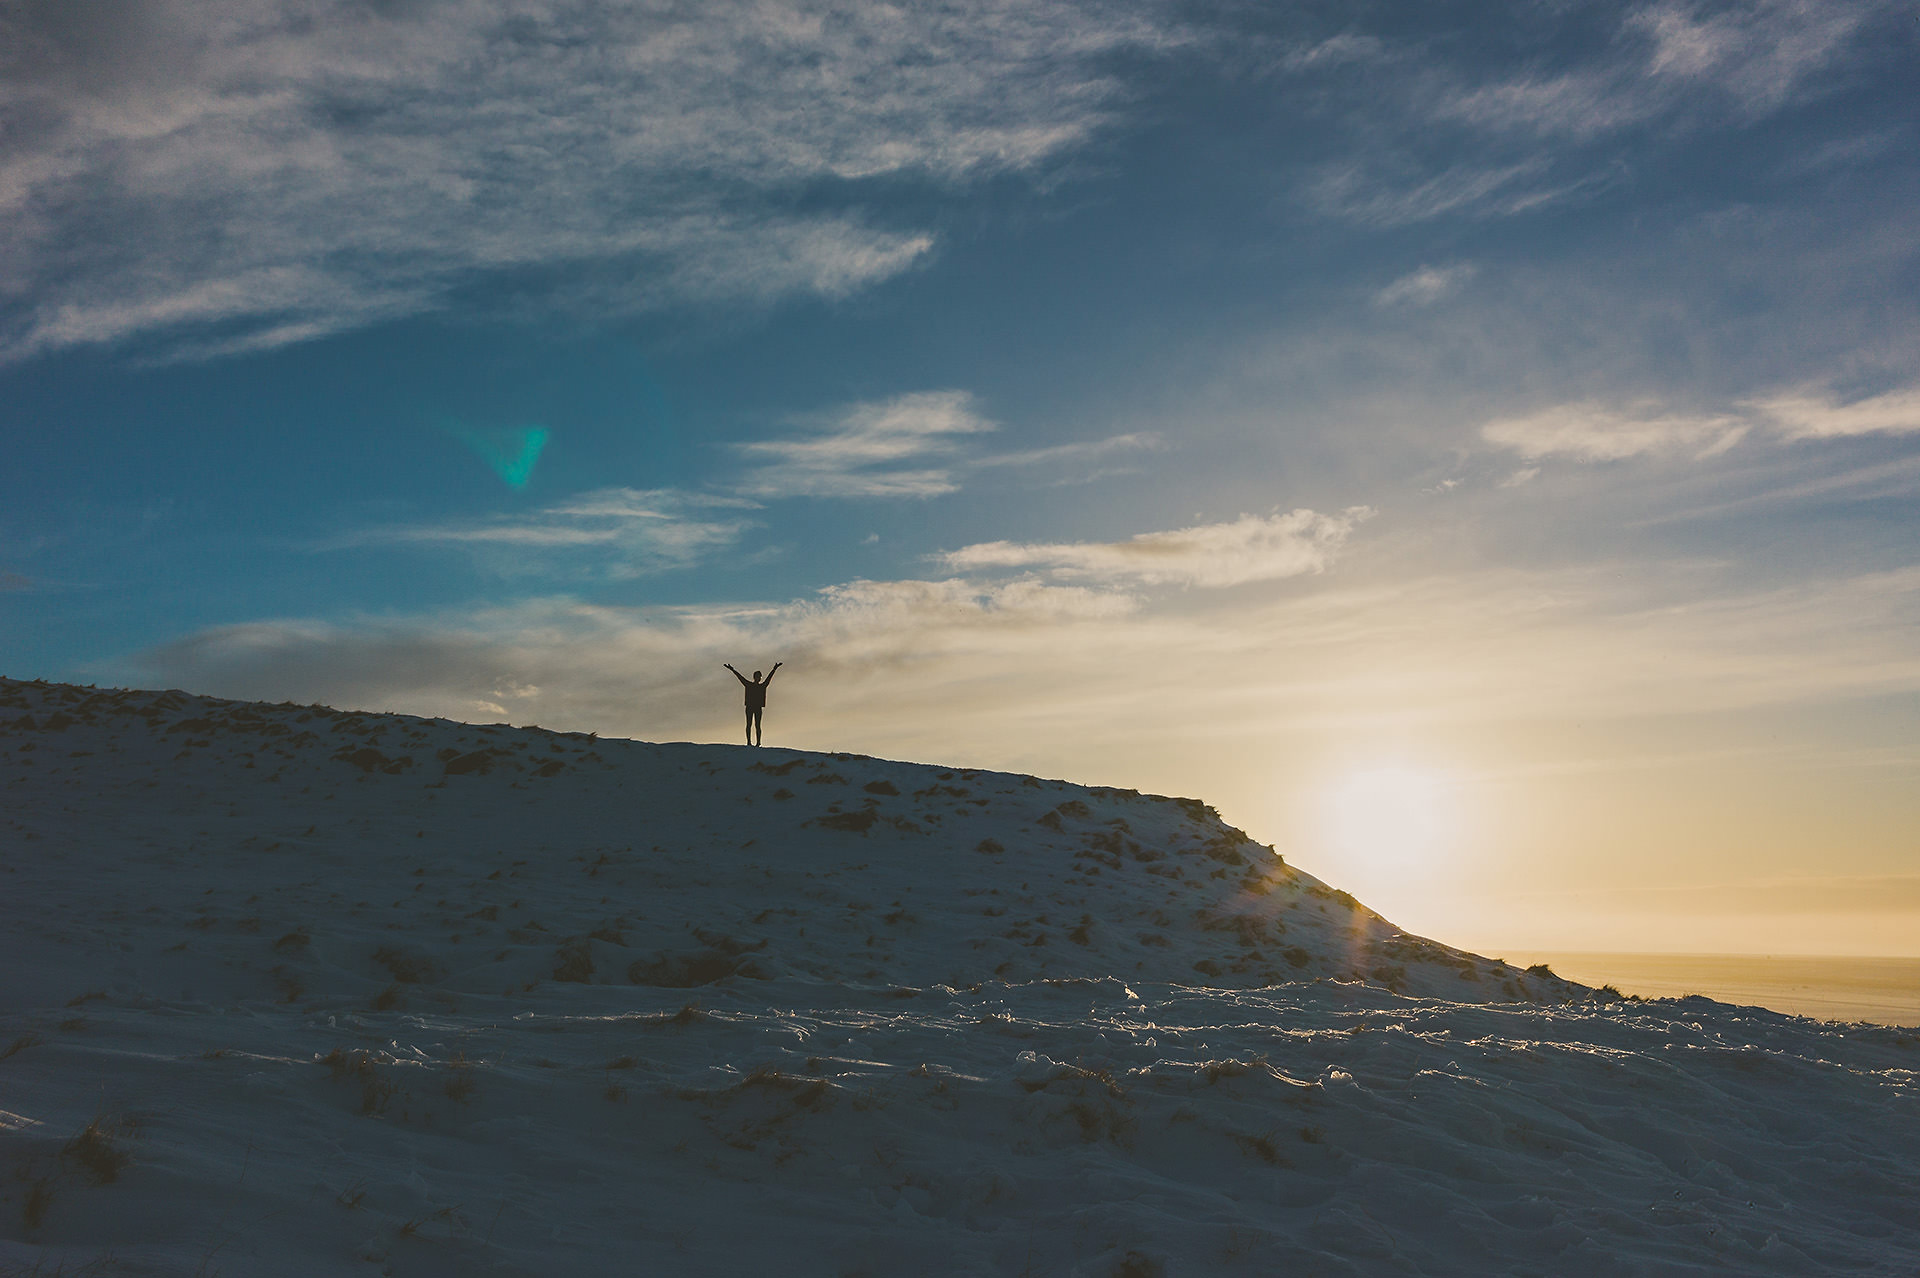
<box><xmin>730</xmin><ymin>390</ymin><xmax>1152</xmax><ymax>498</ymax></box>
<box><xmin>972</xmin><ymin>432</ymin><xmax>1162</xmax><ymax>472</ymax></box>
<box><xmin>129</xmin><ymin>559</ymin><xmax>1920</xmax><ymax>765</ymax></box>
<box><xmin>1375</xmin><ymin>264</ymin><xmax>1476</xmax><ymax>308</ymax></box>
<box><xmin>1482</xmin><ymin>403</ymin><xmax>1750</xmax><ymax>462</ymax></box>
<box><xmin>1310</xmin><ymin>160</ymin><xmax>1572</xmax><ymax>227</ymax></box>
<box><xmin>332</xmin><ymin>488</ymin><xmax>757</xmax><ymax>576</ymax></box>
<box><xmin>942</xmin><ymin>508</ymin><xmax>1371</xmax><ymax>588</ymax></box>
<box><xmin>1302</xmin><ymin>0</ymin><xmax>1884</xmax><ymax>231</ymax></box>
<box><xmin>1630</xmin><ymin>0</ymin><xmax>1877</xmax><ymax>115</ymax></box>
<box><xmin>733</xmin><ymin>391</ymin><xmax>997</xmax><ymax>499</ymax></box>
<box><xmin>1637</xmin><ymin>454</ymin><xmax>1920</xmax><ymax>527</ymax></box>
<box><xmin>1439</xmin><ymin>70</ymin><xmax>1644</xmax><ymax>141</ymax></box>
<box><xmin>1282</xmin><ymin>33</ymin><xmax>1389</xmax><ymax>71</ymax></box>
<box><xmin>1749</xmin><ymin>386</ymin><xmax>1920</xmax><ymax>440</ymax></box>
<box><xmin>1483</xmin><ymin>383</ymin><xmax>1920</xmax><ymax>465</ymax></box>
<box><xmin>0</xmin><ymin>0</ymin><xmax>1175</xmax><ymax>362</ymax></box>
<box><xmin>1439</xmin><ymin>0</ymin><xmax>1877</xmax><ymax>138</ymax></box>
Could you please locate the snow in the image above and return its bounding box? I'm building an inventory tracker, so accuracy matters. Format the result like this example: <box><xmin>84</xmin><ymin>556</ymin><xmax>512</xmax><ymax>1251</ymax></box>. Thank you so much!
<box><xmin>1</xmin><ymin>676</ymin><xmax>1916</xmax><ymax>1275</ymax></box>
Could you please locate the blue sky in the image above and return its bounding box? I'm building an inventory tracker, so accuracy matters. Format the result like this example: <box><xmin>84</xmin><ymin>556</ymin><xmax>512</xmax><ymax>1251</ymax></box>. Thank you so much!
<box><xmin>4</xmin><ymin>0</ymin><xmax>1918</xmax><ymax>953</ymax></box>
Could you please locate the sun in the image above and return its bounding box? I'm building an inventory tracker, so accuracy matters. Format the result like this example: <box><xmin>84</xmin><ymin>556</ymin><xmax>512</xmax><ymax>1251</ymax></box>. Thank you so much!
<box><xmin>1321</xmin><ymin>764</ymin><xmax>1462</xmax><ymax>866</ymax></box>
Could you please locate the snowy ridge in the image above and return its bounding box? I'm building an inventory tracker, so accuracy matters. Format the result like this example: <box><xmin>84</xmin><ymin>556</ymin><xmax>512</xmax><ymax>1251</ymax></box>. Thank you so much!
<box><xmin>1</xmin><ymin>677</ymin><xmax>1917</xmax><ymax>1276</ymax></box>
<box><xmin>0</xmin><ymin>677</ymin><xmax>1581</xmax><ymax>1006</ymax></box>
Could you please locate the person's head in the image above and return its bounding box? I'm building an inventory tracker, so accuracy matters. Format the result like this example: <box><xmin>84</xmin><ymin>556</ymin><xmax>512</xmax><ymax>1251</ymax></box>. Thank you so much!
<box><xmin>752</xmin><ymin>671</ymin><xmax>763</xmax><ymax>682</ymax></box>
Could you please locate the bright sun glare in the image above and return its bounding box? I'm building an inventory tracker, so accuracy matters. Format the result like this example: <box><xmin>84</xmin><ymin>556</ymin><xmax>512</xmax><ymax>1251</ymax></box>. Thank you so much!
<box><xmin>1321</xmin><ymin>764</ymin><xmax>1462</xmax><ymax>866</ymax></box>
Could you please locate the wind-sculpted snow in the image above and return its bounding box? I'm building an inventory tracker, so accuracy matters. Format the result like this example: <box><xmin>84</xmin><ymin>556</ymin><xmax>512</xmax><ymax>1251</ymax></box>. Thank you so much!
<box><xmin>1</xmin><ymin>678</ymin><xmax>1916</xmax><ymax>1275</ymax></box>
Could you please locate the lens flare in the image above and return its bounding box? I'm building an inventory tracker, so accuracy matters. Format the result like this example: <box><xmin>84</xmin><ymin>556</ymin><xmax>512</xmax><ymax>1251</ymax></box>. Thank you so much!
<box><xmin>455</xmin><ymin>424</ymin><xmax>549</xmax><ymax>489</ymax></box>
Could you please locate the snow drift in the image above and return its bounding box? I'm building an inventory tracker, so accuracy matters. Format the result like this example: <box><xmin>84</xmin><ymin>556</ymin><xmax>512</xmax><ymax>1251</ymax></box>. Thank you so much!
<box><xmin>1</xmin><ymin>677</ymin><xmax>1915</xmax><ymax>1275</ymax></box>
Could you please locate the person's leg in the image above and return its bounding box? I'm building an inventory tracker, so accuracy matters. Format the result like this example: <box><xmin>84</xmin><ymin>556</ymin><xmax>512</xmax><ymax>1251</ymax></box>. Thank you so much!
<box><xmin>744</xmin><ymin>707</ymin><xmax>754</xmax><ymax>745</ymax></box>
<box><xmin>750</xmin><ymin>707</ymin><xmax>763</xmax><ymax>746</ymax></box>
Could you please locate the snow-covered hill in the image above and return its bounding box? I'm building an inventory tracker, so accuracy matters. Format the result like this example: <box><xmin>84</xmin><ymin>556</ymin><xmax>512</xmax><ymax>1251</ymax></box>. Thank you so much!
<box><xmin>2</xmin><ymin>677</ymin><xmax>1916</xmax><ymax>1276</ymax></box>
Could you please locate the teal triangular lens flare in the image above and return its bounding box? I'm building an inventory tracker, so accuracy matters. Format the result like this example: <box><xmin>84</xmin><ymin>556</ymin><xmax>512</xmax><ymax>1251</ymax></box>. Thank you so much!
<box><xmin>458</xmin><ymin>425</ymin><xmax>549</xmax><ymax>490</ymax></box>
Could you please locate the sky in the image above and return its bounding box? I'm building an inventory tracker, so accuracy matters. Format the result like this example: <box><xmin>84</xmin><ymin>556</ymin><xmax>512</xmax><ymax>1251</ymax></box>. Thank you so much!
<box><xmin>3</xmin><ymin>0</ymin><xmax>1917</xmax><ymax>957</ymax></box>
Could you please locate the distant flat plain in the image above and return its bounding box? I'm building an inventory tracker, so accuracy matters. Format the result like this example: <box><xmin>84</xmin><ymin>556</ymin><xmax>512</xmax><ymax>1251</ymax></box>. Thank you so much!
<box><xmin>1504</xmin><ymin>952</ymin><xmax>1920</xmax><ymax>1028</ymax></box>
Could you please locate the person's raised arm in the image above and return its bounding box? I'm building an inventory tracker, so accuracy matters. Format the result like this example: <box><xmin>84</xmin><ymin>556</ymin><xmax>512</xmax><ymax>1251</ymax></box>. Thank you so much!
<box><xmin>765</xmin><ymin>661</ymin><xmax>783</xmax><ymax>685</ymax></box>
<box><xmin>724</xmin><ymin>663</ymin><xmax>749</xmax><ymax>686</ymax></box>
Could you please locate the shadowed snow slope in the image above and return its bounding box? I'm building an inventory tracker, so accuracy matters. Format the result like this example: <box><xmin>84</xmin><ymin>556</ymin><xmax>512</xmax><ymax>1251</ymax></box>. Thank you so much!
<box><xmin>1</xmin><ymin>677</ymin><xmax>1916</xmax><ymax>1276</ymax></box>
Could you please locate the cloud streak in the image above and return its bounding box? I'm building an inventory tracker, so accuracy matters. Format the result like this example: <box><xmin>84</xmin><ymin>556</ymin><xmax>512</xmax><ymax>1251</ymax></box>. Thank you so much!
<box><xmin>1482</xmin><ymin>403</ymin><xmax>1750</xmax><ymax>462</ymax></box>
<box><xmin>129</xmin><ymin>558</ymin><xmax>1920</xmax><ymax>765</ymax></box>
<box><xmin>1750</xmin><ymin>386</ymin><xmax>1920</xmax><ymax>441</ymax></box>
<box><xmin>1309</xmin><ymin>160</ymin><xmax>1574</xmax><ymax>227</ymax></box>
<box><xmin>1482</xmin><ymin>384</ymin><xmax>1920</xmax><ymax>464</ymax></box>
<box><xmin>1437</xmin><ymin>0</ymin><xmax>1878</xmax><ymax>137</ymax></box>
<box><xmin>0</xmin><ymin>0</ymin><xmax>1174</xmax><ymax>362</ymax></box>
<box><xmin>331</xmin><ymin>488</ymin><xmax>757</xmax><ymax>576</ymax></box>
<box><xmin>1375</xmin><ymin>264</ymin><xmax>1476</xmax><ymax>308</ymax></box>
<box><xmin>1301</xmin><ymin>0</ymin><xmax>1885</xmax><ymax>229</ymax></box>
<box><xmin>733</xmin><ymin>391</ymin><xmax>997</xmax><ymax>499</ymax></box>
<box><xmin>732</xmin><ymin>391</ymin><xmax>1156</xmax><ymax>498</ymax></box>
<box><xmin>942</xmin><ymin>509</ymin><xmax>1371</xmax><ymax>588</ymax></box>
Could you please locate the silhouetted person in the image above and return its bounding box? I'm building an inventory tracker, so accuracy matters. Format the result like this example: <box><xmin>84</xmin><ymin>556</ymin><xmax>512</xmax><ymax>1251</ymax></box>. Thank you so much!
<box><xmin>724</xmin><ymin>661</ymin><xmax>781</xmax><ymax>746</ymax></box>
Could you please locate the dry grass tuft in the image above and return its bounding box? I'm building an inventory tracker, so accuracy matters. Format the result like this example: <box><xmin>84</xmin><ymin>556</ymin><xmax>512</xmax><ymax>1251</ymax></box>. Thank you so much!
<box><xmin>271</xmin><ymin>966</ymin><xmax>305</xmax><ymax>1003</ymax></box>
<box><xmin>320</xmin><ymin>1047</ymin><xmax>398</xmax><ymax>1114</ymax></box>
<box><xmin>443</xmin><ymin>1054</ymin><xmax>477</xmax><ymax>1103</ymax></box>
<box><xmin>553</xmin><ymin>941</ymin><xmax>595</xmax><ymax>983</ymax></box>
<box><xmin>1232</xmin><ymin>1131</ymin><xmax>1285</xmax><ymax>1165</ymax></box>
<box><xmin>398</xmin><ymin>1205</ymin><xmax>459</xmax><ymax>1237</ymax></box>
<box><xmin>642</xmin><ymin>1003</ymin><xmax>706</xmax><ymax>1029</ymax></box>
<box><xmin>1</xmin><ymin>1033</ymin><xmax>42</xmax><ymax>1062</ymax></box>
<box><xmin>371</xmin><ymin>946</ymin><xmax>440</xmax><ymax>984</ymax></box>
<box><xmin>22</xmin><ymin>1175</ymin><xmax>54</xmax><ymax>1230</ymax></box>
<box><xmin>63</xmin><ymin>1118</ymin><xmax>130</xmax><ymax>1185</ymax></box>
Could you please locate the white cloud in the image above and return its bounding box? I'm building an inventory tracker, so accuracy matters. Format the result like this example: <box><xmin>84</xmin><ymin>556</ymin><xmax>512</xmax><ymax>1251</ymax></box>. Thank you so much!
<box><xmin>973</xmin><ymin>432</ymin><xmax>1160</xmax><ymax>470</ymax></box>
<box><xmin>0</xmin><ymin>0</ymin><xmax>1174</xmax><ymax>362</ymax></box>
<box><xmin>942</xmin><ymin>508</ymin><xmax>1371</xmax><ymax>588</ymax></box>
<box><xmin>1483</xmin><ymin>384</ymin><xmax>1920</xmax><ymax>466</ymax></box>
<box><xmin>1304</xmin><ymin>0</ymin><xmax>1882</xmax><ymax>233</ymax></box>
<box><xmin>1282</xmin><ymin>33</ymin><xmax>1388</xmax><ymax>71</ymax></box>
<box><xmin>1375</xmin><ymin>264</ymin><xmax>1476</xmax><ymax>308</ymax></box>
<box><xmin>332</xmin><ymin>487</ymin><xmax>756</xmax><ymax>576</ymax></box>
<box><xmin>1482</xmin><ymin>403</ymin><xmax>1749</xmax><ymax>461</ymax></box>
<box><xmin>127</xmin><ymin>560</ymin><xmax>1920</xmax><ymax>766</ymax></box>
<box><xmin>1639</xmin><ymin>454</ymin><xmax>1920</xmax><ymax>527</ymax></box>
<box><xmin>1310</xmin><ymin>160</ymin><xmax>1571</xmax><ymax>227</ymax></box>
<box><xmin>1439</xmin><ymin>70</ymin><xmax>1644</xmax><ymax>141</ymax></box>
<box><xmin>1749</xmin><ymin>386</ymin><xmax>1920</xmax><ymax>440</ymax></box>
<box><xmin>129</xmin><ymin>574</ymin><xmax>1149</xmax><ymax>739</ymax></box>
<box><xmin>1631</xmin><ymin>0</ymin><xmax>1874</xmax><ymax>114</ymax></box>
<box><xmin>1437</xmin><ymin>0</ymin><xmax>1875</xmax><ymax>140</ymax></box>
<box><xmin>733</xmin><ymin>390</ymin><xmax>996</xmax><ymax>499</ymax></box>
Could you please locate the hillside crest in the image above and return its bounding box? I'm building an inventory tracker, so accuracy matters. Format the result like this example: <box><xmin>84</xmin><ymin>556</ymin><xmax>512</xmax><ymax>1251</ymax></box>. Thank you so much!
<box><xmin>0</xmin><ymin>675</ymin><xmax>1586</xmax><ymax>1006</ymax></box>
